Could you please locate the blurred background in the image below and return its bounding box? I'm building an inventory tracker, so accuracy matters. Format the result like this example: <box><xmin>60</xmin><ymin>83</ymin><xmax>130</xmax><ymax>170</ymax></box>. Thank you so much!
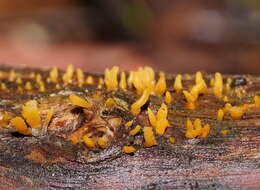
<box><xmin>0</xmin><ymin>0</ymin><xmax>259</xmax><ymax>74</ymax></box>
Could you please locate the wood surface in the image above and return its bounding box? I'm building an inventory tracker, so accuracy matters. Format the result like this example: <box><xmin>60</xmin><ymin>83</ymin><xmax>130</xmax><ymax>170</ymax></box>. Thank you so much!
<box><xmin>0</xmin><ymin>66</ymin><xmax>259</xmax><ymax>190</ymax></box>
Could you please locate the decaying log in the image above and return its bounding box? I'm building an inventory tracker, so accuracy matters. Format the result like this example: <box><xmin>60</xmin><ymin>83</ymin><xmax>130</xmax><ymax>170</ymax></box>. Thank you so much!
<box><xmin>0</xmin><ymin>65</ymin><xmax>259</xmax><ymax>190</ymax></box>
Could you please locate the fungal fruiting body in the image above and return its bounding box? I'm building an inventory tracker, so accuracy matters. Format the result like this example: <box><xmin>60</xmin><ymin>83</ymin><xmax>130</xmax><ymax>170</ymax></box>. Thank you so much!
<box><xmin>76</xmin><ymin>68</ymin><xmax>84</xmax><ymax>87</ymax></box>
<box><xmin>105</xmin><ymin>98</ymin><xmax>114</xmax><ymax>109</ymax></box>
<box><xmin>49</xmin><ymin>67</ymin><xmax>58</xmax><ymax>83</ymax></box>
<box><xmin>143</xmin><ymin>127</ymin><xmax>157</xmax><ymax>147</ymax></box>
<box><xmin>155</xmin><ymin>72</ymin><xmax>166</xmax><ymax>96</ymax></box>
<box><xmin>183</xmin><ymin>71</ymin><xmax>207</xmax><ymax>110</ymax></box>
<box><xmin>97</xmin><ymin>138</ymin><xmax>108</xmax><ymax>149</ymax></box>
<box><xmin>0</xmin><ymin>65</ymin><xmax>258</xmax><ymax>156</ymax></box>
<box><xmin>213</xmin><ymin>72</ymin><xmax>223</xmax><ymax>98</ymax></box>
<box><xmin>147</xmin><ymin>103</ymin><xmax>170</xmax><ymax>136</ymax></box>
<box><xmin>125</xmin><ymin>120</ymin><xmax>133</xmax><ymax>128</ymax></box>
<box><xmin>217</xmin><ymin>109</ymin><xmax>224</xmax><ymax>121</ymax></box>
<box><xmin>22</xmin><ymin>100</ymin><xmax>41</xmax><ymax>128</ymax></box>
<box><xmin>185</xmin><ymin>119</ymin><xmax>211</xmax><ymax>139</ymax></box>
<box><xmin>174</xmin><ymin>74</ymin><xmax>182</xmax><ymax>92</ymax></box>
<box><xmin>229</xmin><ymin>106</ymin><xmax>244</xmax><ymax>120</ymax></box>
<box><xmin>69</xmin><ymin>94</ymin><xmax>91</xmax><ymax>109</ymax></box>
<box><xmin>123</xmin><ymin>146</ymin><xmax>136</xmax><ymax>154</ymax></box>
<box><xmin>164</xmin><ymin>91</ymin><xmax>172</xmax><ymax>104</ymax></box>
<box><xmin>11</xmin><ymin>117</ymin><xmax>31</xmax><ymax>135</ymax></box>
<box><xmin>154</xmin><ymin>103</ymin><xmax>169</xmax><ymax>135</ymax></box>
<box><xmin>119</xmin><ymin>72</ymin><xmax>127</xmax><ymax>89</ymax></box>
<box><xmin>132</xmin><ymin>67</ymin><xmax>155</xmax><ymax>93</ymax></box>
<box><xmin>131</xmin><ymin>89</ymin><xmax>150</xmax><ymax>115</ymax></box>
<box><xmin>105</xmin><ymin>66</ymin><xmax>119</xmax><ymax>91</ymax></box>
<box><xmin>130</xmin><ymin>125</ymin><xmax>141</xmax><ymax>136</ymax></box>
<box><xmin>62</xmin><ymin>64</ymin><xmax>74</xmax><ymax>84</ymax></box>
<box><xmin>83</xmin><ymin>136</ymin><xmax>95</xmax><ymax>148</ymax></box>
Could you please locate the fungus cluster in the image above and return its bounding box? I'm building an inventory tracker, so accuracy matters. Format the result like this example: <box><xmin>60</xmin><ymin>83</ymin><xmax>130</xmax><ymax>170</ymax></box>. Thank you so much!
<box><xmin>0</xmin><ymin>65</ymin><xmax>258</xmax><ymax>155</ymax></box>
<box><xmin>185</xmin><ymin>119</ymin><xmax>210</xmax><ymax>139</ymax></box>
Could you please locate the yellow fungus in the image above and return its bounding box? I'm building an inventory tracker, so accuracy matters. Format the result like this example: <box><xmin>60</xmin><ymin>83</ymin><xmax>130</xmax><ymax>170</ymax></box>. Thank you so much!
<box><xmin>16</xmin><ymin>77</ymin><xmax>22</xmax><ymax>84</ymax></box>
<box><xmin>83</xmin><ymin>135</ymin><xmax>95</xmax><ymax>148</ymax></box>
<box><xmin>0</xmin><ymin>113</ymin><xmax>12</xmax><ymax>128</ymax></box>
<box><xmin>185</xmin><ymin>128</ymin><xmax>197</xmax><ymax>139</ymax></box>
<box><xmin>25</xmin><ymin>82</ymin><xmax>32</xmax><ymax>91</ymax></box>
<box><xmin>119</xmin><ymin>72</ymin><xmax>127</xmax><ymax>89</ymax></box>
<box><xmin>69</xmin><ymin>136</ymin><xmax>79</xmax><ymax>145</ymax></box>
<box><xmin>195</xmin><ymin>72</ymin><xmax>203</xmax><ymax>84</ymax></box>
<box><xmin>147</xmin><ymin>108</ymin><xmax>157</xmax><ymax>127</ymax></box>
<box><xmin>105</xmin><ymin>98</ymin><xmax>114</xmax><ymax>109</ymax></box>
<box><xmin>183</xmin><ymin>90</ymin><xmax>196</xmax><ymax>103</ymax></box>
<box><xmin>224</xmin><ymin>103</ymin><xmax>232</xmax><ymax>112</ymax></box>
<box><xmin>186</xmin><ymin>102</ymin><xmax>195</xmax><ymax>110</ymax></box>
<box><xmin>254</xmin><ymin>95</ymin><xmax>260</xmax><ymax>106</ymax></box>
<box><xmin>46</xmin><ymin>76</ymin><xmax>51</xmax><ymax>83</ymax></box>
<box><xmin>186</xmin><ymin>119</ymin><xmax>193</xmax><ymax>131</ymax></box>
<box><xmin>1</xmin><ymin>83</ymin><xmax>7</xmax><ymax>90</ymax></box>
<box><xmin>76</xmin><ymin>68</ymin><xmax>84</xmax><ymax>87</ymax></box>
<box><xmin>123</xmin><ymin>146</ymin><xmax>136</xmax><ymax>154</ymax></box>
<box><xmin>29</xmin><ymin>72</ymin><xmax>35</xmax><ymax>79</ymax></box>
<box><xmin>155</xmin><ymin>72</ymin><xmax>166</xmax><ymax>96</ymax></box>
<box><xmin>38</xmin><ymin>81</ymin><xmax>45</xmax><ymax>92</ymax></box>
<box><xmin>132</xmin><ymin>67</ymin><xmax>155</xmax><ymax>93</ymax></box>
<box><xmin>213</xmin><ymin>72</ymin><xmax>223</xmax><ymax>98</ymax></box>
<box><xmin>241</xmin><ymin>104</ymin><xmax>250</xmax><ymax>110</ymax></box>
<box><xmin>8</xmin><ymin>70</ymin><xmax>16</xmax><ymax>82</ymax></box>
<box><xmin>43</xmin><ymin>107</ymin><xmax>54</xmax><ymax>127</ymax></box>
<box><xmin>220</xmin><ymin>130</ymin><xmax>229</xmax><ymax>136</ymax></box>
<box><xmin>156</xmin><ymin>103</ymin><xmax>168</xmax><ymax>120</ymax></box>
<box><xmin>183</xmin><ymin>90</ymin><xmax>196</xmax><ymax>110</ymax></box>
<box><xmin>0</xmin><ymin>71</ymin><xmax>4</xmax><ymax>79</ymax></box>
<box><xmin>210</xmin><ymin>78</ymin><xmax>215</xmax><ymax>87</ymax></box>
<box><xmin>164</xmin><ymin>91</ymin><xmax>172</xmax><ymax>104</ymax></box>
<box><xmin>225</xmin><ymin>77</ymin><xmax>232</xmax><ymax>93</ymax></box>
<box><xmin>36</xmin><ymin>74</ymin><xmax>42</xmax><ymax>84</ymax></box>
<box><xmin>223</xmin><ymin>96</ymin><xmax>229</xmax><ymax>102</ymax></box>
<box><xmin>168</xmin><ymin>137</ymin><xmax>176</xmax><ymax>144</ymax></box>
<box><xmin>86</xmin><ymin>76</ymin><xmax>94</xmax><ymax>85</ymax></box>
<box><xmin>194</xmin><ymin>119</ymin><xmax>202</xmax><ymax>135</ymax></box>
<box><xmin>104</xmin><ymin>66</ymin><xmax>119</xmax><ymax>90</ymax></box>
<box><xmin>195</xmin><ymin>71</ymin><xmax>207</xmax><ymax>94</ymax></box>
<box><xmin>185</xmin><ymin>130</ymin><xmax>197</xmax><ymax>139</ymax></box>
<box><xmin>174</xmin><ymin>74</ymin><xmax>182</xmax><ymax>92</ymax></box>
<box><xmin>97</xmin><ymin>138</ymin><xmax>108</xmax><ymax>149</ymax></box>
<box><xmin>69</xmin><ymin>94</ymin><xmax>91</xmax><ymax>109</ymax></box>
<box><xmin>22</xmin><ymin>100</ymin><xmax>41</xmax><ymax>128</ymax></box>
<box><xmin>129</xmin><ymin>125</ymin><xmax>141</xmax><ymax>136</ymax></box>
<box><xmin>155</xmin><ymin>118</ymin><xmax>169</xmax><ymax>136</ymax></box>
<box><xmin>55</xmin><ymin>84</ymin><xmax>61</xmax><ymax>89</ymax></box>
<box><xmin>143</xmin><ymin>127</ymin><xmax>157</xmax><ymax>147</ymax></box>
<box><xmin>127</xmin><ymin>71</ymin><xmax>134</xmax><ymax>88</ymax></box>
<box><xmin>62</xmin><ymin>64</ymin><xmax>74</xmax><ymax>84</ymax></box>
<box><xmin>11</xmin><ymin>117</ymin><xmax>31</xmax><ymax>135</ymax></box>
<box><xmin>125</xmin><ymin>120</ymin><xmax>133</xmax><ymax>127</ymax></box>
<box><xmin>148</xmin><ymin>104</ymin><xmax>169</xmax><ymax>135</ymax></box>
<box><xmin>49</xmin><ymin>67</ymin><xmax>58</xmax><ymax>83</ymax></box>
<box><xmin>190</xmin><ymin>82</ymin><xmax>206</xmax><ymax>99</ymax></box>
<box><xmin>131</xmin><ymin>89</ymin><xmax>150</xmax><ymax>115</ymax></box>
<box><xmin>98</xmin><ymin>77</ymin><xmax>104</xmax><ymax>86</ymax></box>
<box><xmin>217</xmin><ymin>109</ymin><xmax>224</xmax><ymax>121</ymax></box>
<box><xmin>200</xmin><ymin>124</ymin><xmax>211</xmax><ymax>139</ymax></box>
<box><xmin>236</xmin><ymin>91</ymin><xmax>242</xmax><ymax>98</ymax></box>
<box><xmin>229</xmin><ymin>106</ymin><xmax>243</xmax><ymax>120</ymax></box>
<box><xmin>185</xmin><ymin>119</ymin><xmax>210</xmax><ymax>139</ymax></box>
